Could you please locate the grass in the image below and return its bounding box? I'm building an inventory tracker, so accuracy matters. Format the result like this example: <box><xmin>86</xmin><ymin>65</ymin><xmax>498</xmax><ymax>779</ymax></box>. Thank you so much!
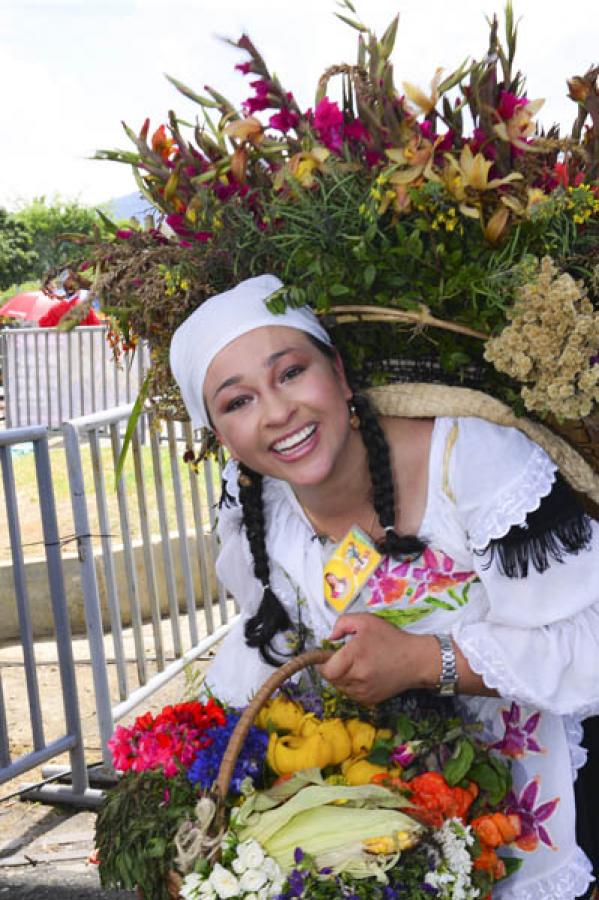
<box><xmin>0</xmin><ymin>437</ymin><xmax>220</xmax><ymax>563</ymax></box>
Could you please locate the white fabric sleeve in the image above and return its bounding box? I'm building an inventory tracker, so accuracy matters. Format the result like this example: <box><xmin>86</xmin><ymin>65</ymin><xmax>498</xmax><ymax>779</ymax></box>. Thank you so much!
<box><xmin>446</xmin><ymin>418</ymin><xmax>599</xmax><ymax>717</ymax></box>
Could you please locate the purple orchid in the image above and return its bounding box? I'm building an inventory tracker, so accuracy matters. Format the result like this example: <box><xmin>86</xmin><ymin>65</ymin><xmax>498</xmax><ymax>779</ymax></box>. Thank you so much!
<box><xmin>506</xmin><ymin>776</ymin><xmax>559</xmax><ymax>852</ymax></box>
<box><xmin>490</xmin><ymin>702</ymin><xmax>544</xmax><ymax>759</ymax></box>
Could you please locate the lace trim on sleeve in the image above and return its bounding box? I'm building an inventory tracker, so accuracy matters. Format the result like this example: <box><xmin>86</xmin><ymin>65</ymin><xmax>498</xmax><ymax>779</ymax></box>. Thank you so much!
<box><xmin>500</xmin><ymin>846</ymin><xmax>593</xmax><ymax>900</ymax></box>
<box><xmin>469</xmin><ymin>444</ymin><xmax>557</xmax><ymax>550</ymax></box>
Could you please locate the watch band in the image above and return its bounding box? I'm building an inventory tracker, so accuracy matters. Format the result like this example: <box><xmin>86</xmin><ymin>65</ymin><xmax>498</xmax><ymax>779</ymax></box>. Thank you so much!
<box><xmin>434</xmin><ymin>634</ymin><xmax>458</xmax><ymax>696</ymax></box>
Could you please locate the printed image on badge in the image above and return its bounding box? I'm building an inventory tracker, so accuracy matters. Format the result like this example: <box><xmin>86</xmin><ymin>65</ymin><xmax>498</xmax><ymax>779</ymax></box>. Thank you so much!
<box><xmin>323</xmin><ymin>526</ymin><xmax>382</xmax><ymax>613</ymax></box>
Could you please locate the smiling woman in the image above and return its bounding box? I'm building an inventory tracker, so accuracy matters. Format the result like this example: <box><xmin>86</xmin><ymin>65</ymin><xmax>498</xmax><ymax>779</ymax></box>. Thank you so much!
<box><xmin>169</xmin><ymin>273</ymin><xmax>599</xmax><ymax>898</ymax></box>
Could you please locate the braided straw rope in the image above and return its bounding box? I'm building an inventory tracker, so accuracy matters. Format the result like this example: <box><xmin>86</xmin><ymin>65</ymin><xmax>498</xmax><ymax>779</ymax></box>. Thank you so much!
<box><xmin>366</xmin><ymin>383</ymin><xmax>599</xmax><ymax>506</ymax></box>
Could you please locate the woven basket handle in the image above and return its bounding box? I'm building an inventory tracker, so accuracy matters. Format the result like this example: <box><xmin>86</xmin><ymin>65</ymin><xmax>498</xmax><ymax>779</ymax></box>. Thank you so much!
<box><xmin>213</xmin><ymin>648</ymin><xmax>333</xmax><ymax>799</ymax></box>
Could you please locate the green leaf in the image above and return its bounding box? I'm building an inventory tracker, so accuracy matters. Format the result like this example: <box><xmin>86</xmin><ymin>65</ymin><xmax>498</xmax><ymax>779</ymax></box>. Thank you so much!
<box><xmin>329</xmin><ymin>282</ymin><xmax>351</xmax><ymax>296</ymax></box>
<box><xmin>363</xmin><ymin>264</ymin><xmax>376</xmax><ymax>289</ymax></box>
<box><xmin>443</xmin><ymin>738</ymin><xmax>475</xmax><ymax>786</ymax></box>
<box><xmin>164</xmin><ymin>73</ymin><xmax>219</xmax><ymax>108</ymax></box>
<box><xmin>114</xmin><ymin>372</ymin><xmax>151</xmax><ymax>489</ymax></box>
<box><xmin>394</xmin><ymin>713</ymin><xmax>415</xmax><ymax>742</ymax></box>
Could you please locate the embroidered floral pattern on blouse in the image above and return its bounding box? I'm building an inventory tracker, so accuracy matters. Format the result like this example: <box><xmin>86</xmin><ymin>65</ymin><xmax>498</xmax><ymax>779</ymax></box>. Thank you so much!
<box><xmin>506</xmin><ymin>776</ymin><xmax>560</xmax><ymax>852</ymax></box>
<box><xmin>490</xmin><ymin>702</ymin><xmax>544</xmax><ymax>759</ymax></box>
<box><xmin>364</xmin><ymin>548</ymin><xmax>478</xmax><ymax>626</ymax></box>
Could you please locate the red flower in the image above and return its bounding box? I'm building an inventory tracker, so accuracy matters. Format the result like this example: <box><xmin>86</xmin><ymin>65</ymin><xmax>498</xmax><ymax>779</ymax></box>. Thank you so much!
<box><xmin>235</xmin><ymin>61</ymin><xmax>252</xmax><ymax>75</ymax></box>
<box><xmin>242</xmin><ymin>79</ymin><xmax>272</xmax><ymax>115</ymax></box>
<box><xmin>269</xmin><ymin>107</ymin><xmax>300</xmax><ymax>134</ymax></box>
<box><xmin>151</xmin><ymin>124</ymin><xmax>177</xmax><ymax>162</ymax></box>
<box><xmin>313</xmin><ymin>97</ymin><xmax>344</xmax><ymax>153</ymax></box>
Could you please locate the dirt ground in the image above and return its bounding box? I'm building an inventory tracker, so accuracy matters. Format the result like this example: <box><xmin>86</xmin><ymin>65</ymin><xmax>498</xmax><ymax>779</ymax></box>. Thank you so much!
<box><xmin>0</xmin><ymin>619</ymin><xmax>218</xmax><ymax>896</ymax></box>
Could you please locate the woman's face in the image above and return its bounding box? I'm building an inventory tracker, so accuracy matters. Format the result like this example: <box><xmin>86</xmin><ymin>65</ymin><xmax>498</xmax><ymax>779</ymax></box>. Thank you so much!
<box><xmin>204</xmin><ymin>326</ymin><xmax>355</xmax><ymax>489</ymax></box>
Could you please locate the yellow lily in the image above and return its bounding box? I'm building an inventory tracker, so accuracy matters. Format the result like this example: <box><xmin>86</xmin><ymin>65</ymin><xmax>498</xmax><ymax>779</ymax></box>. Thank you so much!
<box><xmin>493</xmin><ymin>98</ymin><xmax>544</xmax><ymax>150</ymax></box>
<box><xmin>255</xmin><ymin>696</ymin><xmax>305</xmax><ymax>733</ymax></box>
<box><xmin>345</xmin><ymin>719</ymin><xmax>377</xmax><ymax>756</ymax></box>
<box><xmin>402</xmin><ymin>67</ymin><xmax>444</xmax><ymax>115</ymax></box>
<box><xmin>342</xmin><ymin>757</ymin><xmax>393</xmax><ymax>786</ymax></box>
<box><xmin>275</xmin><ymin>146</ymin><xmax>330</xmax><ymax>189</ymax></box>
<box><xmin>317</xmin><ymin>719</ymin><xmax>353</xmax><ymax>765</ymax></box>
<box><xmin>267</xmin><ymin>732</ymin><xmax>334</xmax><ymax>775</ymax></box>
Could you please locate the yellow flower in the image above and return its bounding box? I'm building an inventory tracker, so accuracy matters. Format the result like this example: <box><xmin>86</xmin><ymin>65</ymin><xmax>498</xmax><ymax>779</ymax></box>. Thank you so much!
<box><xmin>255</xmin><ymin>696</ymin><xmax>305</xmax><ymax>733</ymax></box>
<box><xmin>317</xmin><ymin>719</ymin><xmax>353</xmax><ymax>765</ymax></box>
<box><xmin>402</xmin><ymin>67</ymin><xmax>444</xmax><ymax>115</ymax></box>
<box><xmin>342</xmin><ymin>757</ymin><xmax>391</xmax><ymax>786</ymax></box>
<box><xmin>267</xmin><ymin>733</ymin><xmax>333</xmax><ymax>775</ymax></box>
<box><xmin>444</xmin><ymin>144</ymin><xmax>522</xmax><ymax>197</ymax></box>
<box><xmin>345</xmin><ymin>719</ymin><xmax>377</xmax><ymax>756</ymax></box>
<box><xmin>275</xmin><ymin>146</ymin><xmax>330</xmax><ymax>189</ymax></box>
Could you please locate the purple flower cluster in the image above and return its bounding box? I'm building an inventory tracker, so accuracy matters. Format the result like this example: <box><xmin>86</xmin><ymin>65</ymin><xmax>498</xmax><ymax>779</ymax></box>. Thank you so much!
<box><xmin>186</xmin><ymin>713</ymin><xmax>268</xmax><ymax>794</ymax></box>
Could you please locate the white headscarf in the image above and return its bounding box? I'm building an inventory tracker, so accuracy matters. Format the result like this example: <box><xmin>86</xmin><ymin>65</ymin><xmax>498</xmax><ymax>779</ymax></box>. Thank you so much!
<box><xmin>169</xmin><ymin>274</ymin><xmax>332</xmax><ymax>428</ymax></box>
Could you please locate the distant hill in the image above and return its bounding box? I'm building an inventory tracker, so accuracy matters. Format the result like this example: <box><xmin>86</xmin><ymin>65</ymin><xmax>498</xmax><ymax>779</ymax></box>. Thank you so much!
<box><xmin>104</xmin><ymin>192</ymin><xmax>158</xmax><ymax>224</ymax></box>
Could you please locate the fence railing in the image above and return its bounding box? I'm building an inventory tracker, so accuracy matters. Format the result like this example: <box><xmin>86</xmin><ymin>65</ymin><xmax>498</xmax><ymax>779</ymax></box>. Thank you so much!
<box><xmin>0</xmin><ymin>425</ymin><xmax>98</xmax><ymax>804</ymax></box>
<box><xmin>62</xmin><ymin>403</ymin><xmax>235</xmax><ymax>768</ymax></box>
<box><xmin>0</xmin><ymin>326</ymin><xmax>148</xmax><ymax>429</ymax></box>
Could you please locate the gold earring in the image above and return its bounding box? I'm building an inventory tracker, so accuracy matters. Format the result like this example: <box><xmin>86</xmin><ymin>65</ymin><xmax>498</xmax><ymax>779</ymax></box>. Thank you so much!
<box><xmin>349</xmin><ymin>401</ymin><xmax>360</xmax><ymax>430</ymax></box>
<box><xmin>238</xmin><ymin>472</ymin><xmax>252</xmax><ymax>488</ymax></box>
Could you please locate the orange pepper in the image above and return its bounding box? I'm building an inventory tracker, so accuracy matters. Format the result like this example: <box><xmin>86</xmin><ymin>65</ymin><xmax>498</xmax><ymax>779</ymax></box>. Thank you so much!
<box><xmin>473</xmin><ymin>845</ymin><xmax>506</xmax><ymax>880</ymax></box>
<box><xmin>472</xmin><ymin>812</ymin><xmax>521</xmax><ymax>848</ymax></box>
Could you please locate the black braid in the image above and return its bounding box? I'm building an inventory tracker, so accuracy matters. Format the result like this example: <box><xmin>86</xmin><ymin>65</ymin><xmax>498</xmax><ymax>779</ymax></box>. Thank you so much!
<box><xmin>237</xmin><ymin>462</ymin><xmax>307</xmax><ymax>666</ymax></box>
<box><xmin>352</xmin><ymin>393</ymin><xmax>427</xmax><ymax>559</ymax></box>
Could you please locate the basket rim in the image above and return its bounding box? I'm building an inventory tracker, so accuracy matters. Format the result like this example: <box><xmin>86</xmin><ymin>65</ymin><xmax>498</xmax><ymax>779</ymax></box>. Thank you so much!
<box><xmin>366</xmin><ymin>382</ymin><xmax>599</xmax><ymax>505</ymax></box>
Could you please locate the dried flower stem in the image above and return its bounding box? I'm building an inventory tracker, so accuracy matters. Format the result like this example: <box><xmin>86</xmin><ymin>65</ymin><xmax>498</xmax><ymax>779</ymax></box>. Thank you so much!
<box><xmin>327</xmin><ymin>305</ymin><xmax>489</xmax><ymax>340</ymax></box>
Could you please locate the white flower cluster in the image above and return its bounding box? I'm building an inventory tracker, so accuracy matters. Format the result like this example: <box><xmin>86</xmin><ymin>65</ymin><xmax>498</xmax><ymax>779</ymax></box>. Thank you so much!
<box><xmin>424</xmin><ymin>819</ymin><xmax>480</xmax><ymax>900</ymax></box>
<box><xmin>180</xmin><ymin>839</ymin><xmax>285</xmax><ymax>900</ymax></box>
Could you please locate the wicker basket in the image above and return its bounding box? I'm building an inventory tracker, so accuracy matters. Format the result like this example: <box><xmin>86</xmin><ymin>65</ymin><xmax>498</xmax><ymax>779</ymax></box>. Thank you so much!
<box><xmin>138</xmin><ymin>648</ymin><xmax>333</xmax><ymax>900</ymax></box>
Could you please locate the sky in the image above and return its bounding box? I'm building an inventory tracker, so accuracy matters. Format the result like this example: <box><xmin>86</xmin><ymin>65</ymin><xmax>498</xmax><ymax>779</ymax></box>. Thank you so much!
<box><xmin>1</xmin><ymin>0</ymin><xmax>597</xmax><ymax>211</ymax></box>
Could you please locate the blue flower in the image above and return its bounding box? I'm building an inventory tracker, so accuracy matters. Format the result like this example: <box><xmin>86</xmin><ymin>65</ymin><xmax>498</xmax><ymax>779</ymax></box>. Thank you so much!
<box><xmin>186</xmin><ymin>713</ymin><xmax>268</xmax><ymax>794</ymax></box>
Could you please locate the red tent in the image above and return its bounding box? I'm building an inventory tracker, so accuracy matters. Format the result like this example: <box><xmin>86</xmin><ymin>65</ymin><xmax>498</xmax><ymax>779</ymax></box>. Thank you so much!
<box><xmin>0</xmin><ymin>290</ymin><xmax>58</xmax><ymax>322</ymax></box>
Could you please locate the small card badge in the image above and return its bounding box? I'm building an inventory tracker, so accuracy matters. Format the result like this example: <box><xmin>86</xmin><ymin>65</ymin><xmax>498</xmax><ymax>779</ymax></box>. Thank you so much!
<box><xmin>323</xmin><ymin>526</ymin><xmax>382</xmax><ymax>613</ymax></box>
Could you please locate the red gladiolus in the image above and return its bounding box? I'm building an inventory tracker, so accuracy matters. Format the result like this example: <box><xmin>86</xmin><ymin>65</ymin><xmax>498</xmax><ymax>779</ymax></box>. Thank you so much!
<box><xmin>269</xmin><ymin>108</ymin><xmax>300</xmax><ymax>134</ymax></box>
<box><xmin>235</xmin><ymin>61</ymin><xmax>252</xmax><ymax>75</ymax></box>
<box><xmin>313</xmin><ymin>97</ymin><xmax>344</xmax><ymax>153</ymax></box>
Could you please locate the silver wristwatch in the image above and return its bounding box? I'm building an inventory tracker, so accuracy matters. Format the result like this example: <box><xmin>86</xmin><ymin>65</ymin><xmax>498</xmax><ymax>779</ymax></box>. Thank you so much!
<box><xmin>434</xmin><ymin>634</ymin><xmax>458</xmax><ymax>696</ymax></box>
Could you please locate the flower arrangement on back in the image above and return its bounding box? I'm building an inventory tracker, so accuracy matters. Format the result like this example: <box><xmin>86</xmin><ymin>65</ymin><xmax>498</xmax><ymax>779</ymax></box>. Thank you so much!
<box><xmin>73</xmin><ymin>0</ymin><xmax>599</xmax><ymax>470</ymax></box>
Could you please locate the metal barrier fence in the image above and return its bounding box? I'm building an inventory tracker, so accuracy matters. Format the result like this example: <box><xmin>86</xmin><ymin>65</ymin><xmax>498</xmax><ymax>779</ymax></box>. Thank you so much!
<box><xmin>0</xmin><ymin>426</ymin><xmax>98</xmax><ymax>805</ymax></box>
<box><xmin>0</xmin><ymin>326</ymin><xmax>148</xmax><ymax>429</ymax></box>
<box><xmin>62</xmin><ymin>403</ymin><xmax>236</xmax><ymax>768</ymax></box>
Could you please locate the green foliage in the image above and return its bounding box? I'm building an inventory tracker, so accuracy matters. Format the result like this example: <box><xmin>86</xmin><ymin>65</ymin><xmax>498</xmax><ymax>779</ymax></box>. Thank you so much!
<box><xmin>95</xmin><ymin>768</ymin><xmax>199</xmax><ymax>899</ymax></box>
<box><xmin>0</xmin><ymin>208</ymin><xmax>37</xmax><ymax>290</ymax></box>
<box><xmin>13</xmin><ymin>196</ymin><xmax>111</xmax><ymax>277</ymax></box>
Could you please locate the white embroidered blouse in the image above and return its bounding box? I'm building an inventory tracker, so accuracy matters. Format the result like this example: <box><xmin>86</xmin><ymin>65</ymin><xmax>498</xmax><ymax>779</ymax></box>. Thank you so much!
<box><xmin>206</xmin><ymin>416</ymin><xmax>599</xmax><ymax>900</ymax></box>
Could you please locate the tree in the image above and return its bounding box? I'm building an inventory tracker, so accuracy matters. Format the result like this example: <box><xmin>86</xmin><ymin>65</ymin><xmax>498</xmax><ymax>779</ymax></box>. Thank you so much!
<box><xmin>14</xmin><ymin>196</ymin><xmax>108</xmax><ymax>278</ymax></box>
<box><xmin>0</xmin><ymin>208</ymin><xmax>37</xmax><ymax>290</ymax></box>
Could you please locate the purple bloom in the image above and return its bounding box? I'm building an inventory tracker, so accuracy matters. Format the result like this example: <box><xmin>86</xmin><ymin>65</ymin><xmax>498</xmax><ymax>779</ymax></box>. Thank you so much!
<box><xmin>390</xmin><ymin>741</ymin><xmax>419</xmax><ymax>767</ymax></box>
<box><xmin>506</xmin><ymin>776</ymin><xmax>560</xmax><ymax>851</ymax></box>
<box><xmin>490</xmin><ymin>702</ymin><xmax>544</xmax><ymax>759</ymax></box>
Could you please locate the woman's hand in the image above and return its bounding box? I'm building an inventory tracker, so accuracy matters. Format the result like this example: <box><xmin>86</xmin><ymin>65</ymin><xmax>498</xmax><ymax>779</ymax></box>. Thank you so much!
<box><xmin>318</xmin><ymin>613</ymin><xmax>498</xmax><ymax>704</ymax></box>
<box><xmin>318</xmin><ymin>613</ymin><xmax>440</xmax><ymax>705</ymax></box>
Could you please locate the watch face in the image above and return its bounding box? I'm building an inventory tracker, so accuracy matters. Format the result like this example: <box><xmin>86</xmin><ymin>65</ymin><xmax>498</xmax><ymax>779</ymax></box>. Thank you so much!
<box><xmin>438</xmin><ymin>681</ymin><xmax>457</xmax><ymax>697</ymax></box>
